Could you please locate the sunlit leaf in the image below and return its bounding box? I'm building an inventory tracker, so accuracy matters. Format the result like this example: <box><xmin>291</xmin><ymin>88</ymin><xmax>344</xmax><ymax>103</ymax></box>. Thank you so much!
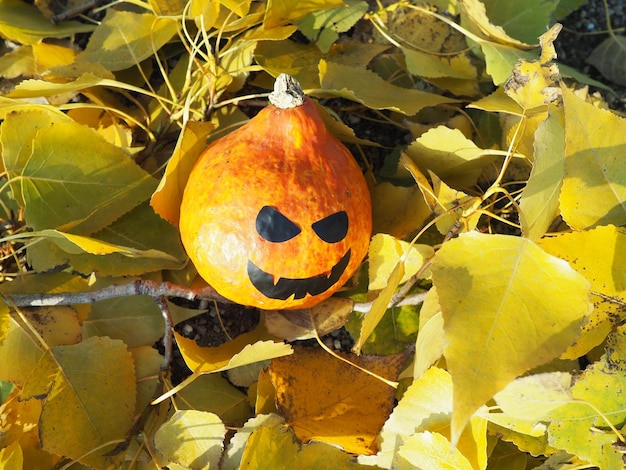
<box><xmin>0</xmin><ymin>0</ymin><xmax>94</xmax><ymax>45</ymax></box>
<box><xmin>403</xmin><ymin>126</ymin><xmax>497</xmax><ymax>189</ymax></box>
<box><xmin>560</xmin><ymin>85</ymin><xmax>626</xmax><ymax>229</ymax></box>
<box><xmin>479</xmin><ymin>42</ymin><xmax>538</xmax><ymax>86</ymax></box>
<box><xmin>155</xmin><ymin>410</ymin><xmax>226</xmax><ymax>469</ymax></box>
<box><xmin>263</xmin><ymin>0</ymin><xmax>344</xmax><ymax>28</ymax></box>
<box><xmin>546</xmin><ymin>325</ymin><xmax>626</xmax><ymax>469</ymax></box>
<box><xmin>431</xmin><ymin>232</ymin><xmax>591</xmax><ymax>445</ymax></box>
<box><xmin>537</xmin><ymin>225</ymin><xmax>626</xmax><ymax>358</ymax></box>
<box><xmin>0</xmin><ymin>441</ymin><xmax>23</xmax><ymax>469</ymax></box>
<box><xmin>429</xmin><ymin>171</ymin><xmax>481</xmax><ymax>235</ymax></box>
<box><xmin>240</xmin><ymin>422</ymin><xmax>371</xmax><ymax>469</ymax></box>
<box><xmin>359</xmin><ymin>366</ymin><xmax>487</xmax><ymax>469</ymax></box>
<box><xmin>222</xmin><ymin>414</ymin><xmax>285</xmax><ymax>470</ymax></box>
<box><xmin>459</xmin><ymin>0</ymin><xmax>533</xmax><ymax>48</ymax></box>
<box><xmin>270</xmin><ymin>346</ymin><xmax>406</xmax><ymax>454</ymax></box>
<box><xmin>493</xmin><ymin>372</ymin><xmax>573</xmax><ymax>421</ymax></box>
<box><xmin>368</xmin><ymin>233</ymin><xmax>433</xmax><ymax>291</ymax></box>
<box><xmin>319</xmin><ymin>60</ymin><xmax>460</xmax><ymax>115</ymax></box>
<box><xmin>519</xmin><ymin>108</ymin><xmax>565</xmax><ymax>239</ymax></box>
<box><xmin>74</xmin><ymin>10</ymin><xmax>178</xmax><ymax>72</ymax></box>
<box><xmin>413</xmin><ymin>288</ymin><xmax>444</xmax><ymax>378</ymax></box>
<box><xmin>20</xmin><ymin>336</ymin><xmax>135</xmax><ymax>468</ymax></box>
<box><xmin>6</xmin><ymin>73</ymin><xmax>112</xmax><ymax>99</ymax></box>
<box><xmin>395</xmin><ymin>431</ymin><xmax>474</xmax><ymax>470</ymax></box>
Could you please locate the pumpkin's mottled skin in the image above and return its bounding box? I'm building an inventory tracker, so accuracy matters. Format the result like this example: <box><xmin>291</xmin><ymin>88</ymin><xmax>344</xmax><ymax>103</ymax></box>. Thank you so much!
<box><xmin>179</xmin><ymin>96</ymin><xmax>372</xmax><ymax>310</ymax></box>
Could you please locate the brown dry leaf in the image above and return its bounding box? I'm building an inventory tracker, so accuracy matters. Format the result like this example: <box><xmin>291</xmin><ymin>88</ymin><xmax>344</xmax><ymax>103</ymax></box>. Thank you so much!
<box><xmin>269</xmin><ymin>346</ymin><xmax>409</xmax><ymax>455</ymax></box>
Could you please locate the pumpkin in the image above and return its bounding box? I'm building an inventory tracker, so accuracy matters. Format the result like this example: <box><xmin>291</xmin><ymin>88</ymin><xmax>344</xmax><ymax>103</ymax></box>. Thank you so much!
<box><xmin>179</xmin><ymin>74</ymin><xmax>372</xmax><ymax>310</ymax></box>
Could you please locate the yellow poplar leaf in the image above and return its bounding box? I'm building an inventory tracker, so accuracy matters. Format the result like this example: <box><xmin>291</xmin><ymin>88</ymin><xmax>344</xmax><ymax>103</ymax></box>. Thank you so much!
<box><xmin>319</xmin><ymin>60</ymin><xmax>460</xmax><ymax>116</ymax></box>
<box><xmin>0</xmin><ymin>0</ymin><xmax>94</xmax><ymax>45</ymax></box>
<box><xmin>0</xmin><ymin>441</ymin><xmax>22</xmax><ymax>470</ymax></box>
<box><xmin>429</xmin><ymin>171</ymin><xmax>481</xmax><ymax>236</ymax></box>
<box><xmin>493</xmin><ymin>372</ymin><xmax>573</xmax><ymax>421</ymax></box>
<box><xmin>404</xmin><ymin>126</ymin><xmax>496</xmax><ymax>189</ymax></box>
<box><xmin>175</xmin><ymin>327</ymin><xmax>292</xmax><ymax>374</ymax></box>
<box><xmin>6</xmin><ymin>73</ymin><xmax>112</xmax><ymax>99</ymax></box>
<box><xmin>0</xmin><ymin>300</ymin><xmax>8</xmax><ymax>343</ymax></box>
<box><xmin>269</xmin><ymin>346</ymin><xmax>406</xmax><ymax>454</ymax></box>
<box><xmin>155</xmin><ymin>410</ymin><xmax>226</xmax><ymax>469</ymax></box>
<box><xmin>359</xmin><ymin>366</ymin><xmax>487</xmax><ymax>470</ymax></box>
<box><xmin>519</xmin><ymin>108</ymin><xmax>565</xmax><ymax>239</ymax></box>
<box><xmin>222</xmin><ymin>414</ymin><xmax>285</xmax><ymax>470</ymax></box>
<box><xmin>353</xmin><ymin>258</ymin><xmax>403</xmax><ymax>355</ymax></box>
<box><xmin>0</xmin><ymin>316</ymin><xmax>45</xmax><ymax>386</ymax></box>
<box><xmin>152</xmin><ymin>121</ymin><xmax>217</xmax><ymax>225</ymax></box>
<box><xmin>546</xmin><ymin>325</ymin><xmax>626</xmax><ymax>469</ymax></box>
<box><xmin>468</xmin><ymin>87</ymin><xmax>523</xmax><ymax>115</ymax></box>
<box><xmin>560</xmin><ymin>85</ymin><xmax>626</xmax><ymax>229</ymax></box>
<box><xmin>368</xmin><ymin>233</ymin><xmax>433</xmax><ymax>290</ymax></box>
<box><xmin>130</xmin><ymin>345</ymin><xmax>162</xmax><ymax>414</ymax></box>
<box><xmin>264</xmin><ymin>297</ymin><xmax>354</xmax><ymax>341</ymax></box>
<box><xmin>458</xmin><ymin>0</ymin><xmax>532</xmax><ymax>48</ymax></box>
<box><xmin>20</xmin><ymin>336</ymin><xmax>136</xmax><ymax>468</ymax></box>
<box><xmin>20</xmin><ymin>306</ymin><xmax>81</xmax><ymax>347</ymax></box>
<box><xmin>263</xmin><ymin>0</ymin><xmax>344</xmax><ymax>28</ymax></box>
<box><xmin>31</xmin><ymin>42</ymin><xmax>76</xmax><ymax>72</ymax></box>
<box><xmin>240</xmin><ymin>422</ymin><xmax>369</xmax><ymax>469</ymax></box>
<box><xmin>431</xmin><ymin>232</ymin><xmax>591</xmax><ymax>446</ymax></box>
<box><xmin>538</xmin><ymin>225</ymin><xmax>626</xmax><ymax>357</ymax></box>
<box><xmin>149</xmin><ymin>0</ymin><xmax>186</xmax><ymax>16</ymax></box>
<box><xmin>75</xmin><ymin>11</ymin><xmax>177</xmax><ymax>72</ymax></box>
<box><xmin>413</xmin><ymin>289</ymin><xmax>445</xmax><ymax>378</ymax></box>
<box><xmin>394</xmin><ymin>431</ymin><xmax>474</xmax><ymax>470</ymax></box>
<box><xmin>371</xmin><ymin>182</ymin><xmax>432</xmax><ymax>239</ymax></box>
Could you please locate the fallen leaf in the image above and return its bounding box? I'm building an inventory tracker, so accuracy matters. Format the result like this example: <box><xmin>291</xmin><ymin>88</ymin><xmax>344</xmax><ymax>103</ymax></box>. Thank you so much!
<box><xmin>269</xmin><ymin>346</ymin><xmax>407</xmax><ymax>454</ymax></box>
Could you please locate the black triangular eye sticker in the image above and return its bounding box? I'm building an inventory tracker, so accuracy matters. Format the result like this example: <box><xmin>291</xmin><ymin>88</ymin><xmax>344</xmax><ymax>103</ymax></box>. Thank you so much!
<box><xmin>312</xmin><ymin>211</ymin><xmax>348</xmax><ymax>243</ymax></box>
<box><xmin>256</xmin><ymin>206</ymin><xmax>301</xmax><ymax>242</ymax></box>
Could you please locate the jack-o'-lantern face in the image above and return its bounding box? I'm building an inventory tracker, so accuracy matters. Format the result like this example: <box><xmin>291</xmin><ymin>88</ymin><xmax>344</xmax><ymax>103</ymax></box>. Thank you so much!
<box><xmin>178</xmin><ymin>75</ymin><xmax>372</xmax><ymax>310</ymax></box>
<box><xmin>247</xmin><ymin>206</ymin><xmax>350</xmax><ymax>301</ymax></box>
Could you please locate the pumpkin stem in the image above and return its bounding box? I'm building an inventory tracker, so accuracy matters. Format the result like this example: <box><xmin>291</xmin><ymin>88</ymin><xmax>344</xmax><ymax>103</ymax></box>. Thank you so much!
<box><xmin>268</xmin><ymin>73</ymin><xmax>305</xmax><ymax>109</ymax></box>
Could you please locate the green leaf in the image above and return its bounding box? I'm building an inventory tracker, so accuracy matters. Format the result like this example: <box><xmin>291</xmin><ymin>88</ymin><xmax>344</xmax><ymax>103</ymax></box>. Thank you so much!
<box><xmin>586</xmin><ymin>35</ymin><xmax>626</xmax><ymax>86</ymax></box>
<box><xmin>481</xmin><ymin>0</ymin><xmax>559</xmax><ymax>45</ymax></box>
<box><xmin>75</xmin><ymin>10</ymin><xmax>178</xmax><ymax>72</ymax></box>
<box><xmin>319</xmin><ymin>60</ymin><xmax>460</xmax><ymax>115</ymax></box>
<box><xmin>431</xmin><ymin>232</ymin><xmax>592</xmax><ymax>446</ymax></box>
<box><xmin>298</xmin><ymin>0</ymin><xmax>368</xmax><ymax>53</ymax></box>
<box><xmin>560</xmin><ymin>85</ymin><xmax>626</xmax><ymax>229</ymax></box>
<box><xmin>155</xmin><ymin>410</ymin><xmax>226</xmax><ymax>469</ymax></box>
<box><xmin>519</xmin><ymin>108</ymin><xmax>565</xmax><ymax>239</ymax></box>
<box><xmin>1</xmin><ymin>110</ymin><xmax>157</xmax><ymax>235</ymax></box>
<box><xmin>20</xmin><ymin>336</ymin><xmax>136</xmax><ymax>468</ymax></box>
<box><xmin>546</xmin><ymin>325</ymin><xmax>626</xmax><ymax>469</ymax></box>
<box><xmin>0</xmin><ymin>0</ymin><xmax>94</xmax><ymax>45</ymax></box>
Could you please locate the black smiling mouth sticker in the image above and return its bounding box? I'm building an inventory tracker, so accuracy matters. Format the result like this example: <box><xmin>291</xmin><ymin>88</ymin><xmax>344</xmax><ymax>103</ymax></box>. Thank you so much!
<box><xmin>248</xmin><ymin>206</ymin><xmax>351</xmax><ymax>300</ymax></box>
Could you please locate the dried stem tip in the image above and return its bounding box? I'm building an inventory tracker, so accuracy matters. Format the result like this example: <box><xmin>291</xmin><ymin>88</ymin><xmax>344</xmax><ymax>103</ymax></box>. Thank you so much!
<box><xmin>268</xmin><ymin>73</ymin><xmax>305</xmax><ymax>109</ymax></box>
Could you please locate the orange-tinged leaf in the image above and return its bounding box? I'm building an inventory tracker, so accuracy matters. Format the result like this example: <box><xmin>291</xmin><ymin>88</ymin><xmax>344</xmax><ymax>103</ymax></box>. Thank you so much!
<box><xmin>431</xmin><ymin>232</ymin><xmax>591</xmax><ymax>445</ymax></box>
<box><xmin>151</xmin><ymin>121</ymin><xmax>214</xmax><ymax>226</ymax></box>
<box><xmin>19</xmin><ymin>306</ymin><xmax>81</xmax><ymax>347</ymax></box>
<box><xmin>560</xmin><ymin>85</ymin><xmax>626</xmax><ymax>229</ymax></box>
<box><xmin>371</xmin><ymin>182</ymin><xmax>431</xmax><ymax>239</ymax></box>
<box><xmin>269</xmin><ymin>346</ymin><xmax>406</xmax><ymax>454</ymax></box>
<box><xmin>155</xmin><ymin>410</ymin><xmax>226</xmax><ymax>469</ymax></box>
<box><xmin>20</xmin><ymin>336</ymin><xmax>136</xmax><ymax>468</ymax></box>
<box><xmin>537</xmin><ymin>225</ymin><xmax>626</xmax><ymax>358</ymax></box>
<box><xmin>240</xmin><ymin>422</ymin><xmax>371</xmax><ymax>469</ymax></box>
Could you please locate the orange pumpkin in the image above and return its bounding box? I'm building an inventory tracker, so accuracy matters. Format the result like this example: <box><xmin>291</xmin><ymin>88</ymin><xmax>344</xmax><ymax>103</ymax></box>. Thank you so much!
<box><xmin>179</xmin><ymin>74</ymin><xmax>372</xmax><ymax>310</ymax></box>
